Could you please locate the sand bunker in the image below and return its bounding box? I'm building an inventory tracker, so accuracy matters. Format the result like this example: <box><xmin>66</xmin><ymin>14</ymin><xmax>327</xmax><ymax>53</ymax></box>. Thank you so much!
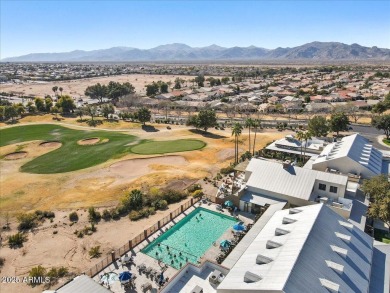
<box><xmin>4</xmin><ymin>151</ymin><xmax>27</xmax><ymax>160</ymax></box>
<box><xmin>78</xmin><ymin>137</ymin><xmax>101</xmax><ymax>145</ymax></box>
<box><xmin>66</xmin><ymin>155</ymin><xmax>188</xmax><ymax>189</ymax></box>
<box><xmin>39</xmin><ymin>141</ymin><xmax>62</xmax><ymax>148</ymax></box>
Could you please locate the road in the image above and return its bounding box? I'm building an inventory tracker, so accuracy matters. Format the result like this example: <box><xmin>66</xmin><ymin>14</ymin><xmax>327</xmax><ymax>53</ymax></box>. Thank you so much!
<box><xmin>349</xmin><ymin>124</ymin><xmax>386</xmax><ymax>150</ymax></box>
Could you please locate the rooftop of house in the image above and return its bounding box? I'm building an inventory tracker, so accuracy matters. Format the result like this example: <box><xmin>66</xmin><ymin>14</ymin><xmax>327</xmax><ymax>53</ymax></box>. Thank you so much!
<box><xmin>217</xmin><ymin>204</ymin><xmax>374</xmax><ymax>293</ymax></box>
<box><xmin>245</xmin><ymin>158</ymin><xmax>348</xmax><ymax>201</ymax></box>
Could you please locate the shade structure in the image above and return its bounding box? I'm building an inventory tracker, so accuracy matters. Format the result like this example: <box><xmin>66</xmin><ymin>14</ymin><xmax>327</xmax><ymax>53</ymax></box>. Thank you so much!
<box><xmin>233</xmin><ymin>223</ymin><xmax>246</xmax><ymax>231</ymax></box>
<box><xmin>220</xmin><ymin>240</ymin><xmax>231</xmax><ymax>248</ymax></box>
<box><xmin>225</xmin><ymin>200</ymin><xmax>234</xmax><ymax>207</ymax></box>
<box><xmin>119</xmin><ymin>271</ymin><xmax>132</xmax><ymax>283</ymax></box>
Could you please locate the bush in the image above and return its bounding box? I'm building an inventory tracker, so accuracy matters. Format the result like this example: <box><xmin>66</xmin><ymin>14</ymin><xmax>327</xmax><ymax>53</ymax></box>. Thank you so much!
<box><xmin>102</xmin><ymin>209</ymin><xmax>111</xmax><ymax>221</ymax></box>
<box><xmin>220</xmin><ymin>166</ymin><xmax>234</xmax><ymax>175</ymax></box>
<box><xmin>34</xmin><ymin>210</ymin><xmax>55</xmax><ymax>220</ymax></box>
<box><xmin>129</xmin><ymin>211</ymin><xmax>143</xmax><ymax>221</ymax></box>
<box><xmin>0</xmin><ymin>257</ymin><xmax>5</xmax><ymax>268</ymax></box>
<box><xmin>69</xmin><ymin>211</ymin><xmax>79</xmax><ymax>222</ymax></box>
<box><xmin>89</xmin><ymin>246</ymin><xmax>101</xmax><ymax>258</ymax></box>
<box><xmin>148</xmin><ymin>207</ymin><xmax>156</xmax><ymax>216</ymax></box>
<box><xmin>110</xmin><ymin>208</ymin><xmax>120</xmax><ymax>220</ymax></box>
<box><xmin>191</xmin><ymin>190</ymin><xmax>204</xmax><ymax>198</ymax></box>
<box><xmin>187</xmin><ymin>184</ymin><xmax>202</xmax><ymax>193</ymax></box>
<box><xmin>28</xmin><ymin>266</ymin><xmax>46</xmax><ymax>286</ymax></box>
<box><xmin>161</xmin><ymin>189</ymin><xmax>187</xmax><ymax>204</ymax></box>
<box><xmin>155</xmin><ymin>199</ymin><xmax>168</xmax><ymax>210</ymax></box>
<box><xmin>88</xmin><ymin>207</ymin><xmax>101</xmax><ymax>223</ymax></box>
<box><xmin>17</xmin><ymin>213</ymin><xmax>37</xmax><ymax>230</ymax></box>
<box><xmin>8</xmin><ymin>232</ymin><xmax>28</xmax><ymax>247</ymax></box>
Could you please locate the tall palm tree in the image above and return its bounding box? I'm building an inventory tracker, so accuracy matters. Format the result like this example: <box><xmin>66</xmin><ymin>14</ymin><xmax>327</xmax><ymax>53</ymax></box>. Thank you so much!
<box><xmin>232</xmin><ymin>123</ymin><xmax>243</xmax><ymax>164</ymax></box>
<box><xmin>296</xmin><ymin>131</ymin><xmax>304</xmax><ymax>163</ymax></box>
<box><xmin>302</xmin><ymin>131</ymin><xmax>312</xmax><ymax>161</ymax></box>
<box><xmin>245</xmin><ymin>118</ymin><xmax>254</xmax><ymax>154</ymax></box>
<box><xmin>252</xmin><ymin>119</ymin><xmax>261</xmax><ymax>156</ymax></box>
<box><xmin>59</xmin><ymin>87</ymin><xmax>63</xmax><ymax>96</ymax></box>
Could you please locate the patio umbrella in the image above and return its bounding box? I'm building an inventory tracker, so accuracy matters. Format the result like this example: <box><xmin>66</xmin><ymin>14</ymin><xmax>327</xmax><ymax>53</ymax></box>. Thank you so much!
<box><xmin>220</xmin><ymin>240</ymin><xmax>231</xmax><ymax>248</ymax></box>
<box><xmin>225</xmin><ymin>200</ymin><xmax>234</xmax><ymax>207</ymax></box>
<box><xmin>119</xmin><ymin>271</ymin><xmax>132</xmax><ymax>284</ymax></box>
<box><xmin>233</xmin><ymin>223</ymin><xmax>246</xmax><ymax>231</ymax></box>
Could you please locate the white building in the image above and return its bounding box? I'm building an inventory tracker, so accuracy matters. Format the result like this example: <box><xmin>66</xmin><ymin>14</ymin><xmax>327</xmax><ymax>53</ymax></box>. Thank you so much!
<box><xmin>238</xmin><ymin>158</ymin><xmax>352</xmax><ymax>217</ymax></box>
<box><xmin>218</xmin><ymin>204</ymin><xmax>388</xmax><ymax>293</ymax></box>
<box><xmin>311</xmin><ymin>133</ymin><xmax>383</xmax><ymax>178</ymax></box>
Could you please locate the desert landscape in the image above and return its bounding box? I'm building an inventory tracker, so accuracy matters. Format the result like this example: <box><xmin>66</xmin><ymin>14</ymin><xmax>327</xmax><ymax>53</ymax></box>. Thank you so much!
<box><xmin>0</xmin><ymin>116</ymin><xmax>286</xmax><ymax>293</ymax></box>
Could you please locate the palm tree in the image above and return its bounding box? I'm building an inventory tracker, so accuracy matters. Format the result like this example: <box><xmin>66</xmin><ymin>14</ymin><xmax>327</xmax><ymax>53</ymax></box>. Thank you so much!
<box><xmin>52</xmin><ymin>86</ymin><xmax>58</xmax><ymax>97</ymax></box>
<box><xmin>59</xmin><ymin>87</ymin><xmax>63</xmax><ymax>96</ymax></box>
<box><xmin>232</xmin><ymin>123</ymin><xmax>243</xmax><ymax>164</ymax></box>
<box><xmin>252</xmin><ymin>119</ymin><xmax>260</xmax><ymax>156</ymax></box>
<box><xmin>245</xmin><ymin>118</ymin><xmax>254</xmax><ymax>154</ymax></box>
<box><xmin>302</xmin><ymin>131</ymin><xmax>312</xmax><ymax>161</ymax></box>
<box><xmin>296</xmin><ymin>131</ymin><xmax>304</xmax><ymax>163</ymax></box>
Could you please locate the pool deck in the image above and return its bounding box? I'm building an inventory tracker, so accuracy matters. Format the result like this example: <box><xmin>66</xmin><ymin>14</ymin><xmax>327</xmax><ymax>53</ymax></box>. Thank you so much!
<box><xmin>93</xmin><ymin>203</ymin><xmax>254</xmax><ymax>293</ymax></box>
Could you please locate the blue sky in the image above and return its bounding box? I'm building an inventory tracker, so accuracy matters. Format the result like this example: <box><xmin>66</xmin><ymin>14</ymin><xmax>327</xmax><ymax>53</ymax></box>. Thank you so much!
<box><xmin>1</xmin><ymin>0</ymin><xmax>389</xmax><ymax>58</ymax></box>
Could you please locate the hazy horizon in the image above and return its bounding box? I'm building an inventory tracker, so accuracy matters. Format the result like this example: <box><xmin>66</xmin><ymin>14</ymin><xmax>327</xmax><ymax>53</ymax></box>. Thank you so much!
<box><xmin>1</xmin><ymin>1</ymin><xmax>390</xmax><ymax>59</ymax></box>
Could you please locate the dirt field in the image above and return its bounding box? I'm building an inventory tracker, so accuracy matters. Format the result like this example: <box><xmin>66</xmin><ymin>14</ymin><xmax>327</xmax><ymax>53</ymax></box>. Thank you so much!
<box><xmin>1</xmin><ymin>74</ymin><xmax>198</xmax><ymax>98</ymax></box>
<box><xmin>0</xmin><ymin>118</ymin><xmax>288</xmax><ymax>293</ymax></box>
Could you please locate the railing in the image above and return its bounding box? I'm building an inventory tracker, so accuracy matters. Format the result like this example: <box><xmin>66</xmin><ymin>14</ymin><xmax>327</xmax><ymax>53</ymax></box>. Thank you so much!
<box><xmin>84</xmin><ymin>197</ymin><xmax>200</xmax><ymax>278</ymax></box>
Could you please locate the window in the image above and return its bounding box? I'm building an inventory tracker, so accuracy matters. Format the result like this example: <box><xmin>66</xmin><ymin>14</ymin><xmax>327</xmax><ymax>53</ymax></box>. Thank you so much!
<box><xmin>330</xmin><ymin>186</ymin><xmax>338</xmax><ymax>193</ymax></box>
<box><xmin>319</xmin><ymin>183</ymin><xmax>326</xmax><ymax>191</ymax></box>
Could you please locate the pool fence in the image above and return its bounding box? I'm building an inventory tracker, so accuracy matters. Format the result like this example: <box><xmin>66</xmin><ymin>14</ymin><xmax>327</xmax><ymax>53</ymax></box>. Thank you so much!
<box><xmin>85</xmin><ymin>197</ymin><xmax>200</xmax><ymax>277</ymax></box>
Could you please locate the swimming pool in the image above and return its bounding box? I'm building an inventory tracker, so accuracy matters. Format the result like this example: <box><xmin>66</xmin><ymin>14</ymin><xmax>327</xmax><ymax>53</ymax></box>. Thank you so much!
<box><xmin>141</xmin><ymin>207</ymin><xmax>237</xmax><ymax>269</ymax></box>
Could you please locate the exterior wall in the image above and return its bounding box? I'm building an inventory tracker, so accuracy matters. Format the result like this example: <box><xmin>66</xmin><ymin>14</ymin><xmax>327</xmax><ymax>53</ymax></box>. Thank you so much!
<box><xmin>245</xmin><ymin>186</ymin><xmax>313</xmax><ymax>208</ymax></box>
<box><xmin>329</xmin><ymin>206</ymin><xmax>351</xmax><ymax>219</ymax></box>
<box><xmin>312</xmin><ymin>179</ymin><xmax>346</xmax><ymax>200</ymax></box>
<box><xmin>312</xmin><ymin>157</ymin><xmax>375</xmax><ymax>179</ymax></box>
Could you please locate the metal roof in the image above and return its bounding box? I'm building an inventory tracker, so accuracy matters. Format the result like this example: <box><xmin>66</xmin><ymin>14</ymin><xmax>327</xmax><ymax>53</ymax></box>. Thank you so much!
<box><xmin>57</xmin><ymin>275</ymin><xmax>111</xmax><ymax>293</ymax></box>
<box><xmin>218</xmin><ymin>204</ymin><xmax>374</xmax><ymax>293</ymax></box>
<box><xmin>245</xmin><ymin>159</ymin><xmax>348</xmax><ymax>201</ymax></box>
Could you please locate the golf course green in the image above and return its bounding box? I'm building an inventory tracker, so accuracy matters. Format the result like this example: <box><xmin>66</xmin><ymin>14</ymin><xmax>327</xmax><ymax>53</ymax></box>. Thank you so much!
<box><xmin>131</xmin><ymin>139</ymin><xmax>206</xmax><ymax>155</ymax></box>
<box><xmin>0</xmin><ymin>124</ymin><xmax>206</xmax><ymax>174</ymax></box>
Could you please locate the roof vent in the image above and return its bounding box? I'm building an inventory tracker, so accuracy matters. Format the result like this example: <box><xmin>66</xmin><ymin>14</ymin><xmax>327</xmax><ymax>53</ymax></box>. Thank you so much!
<box><xmin>244</xmin><ymin>271</ymin><xmax>262</xmax><ymax>283</ymax></box>
<box><xmin>282</xmin><ymin>217</ymin><xmax>297</xmax><ymax>224</ymax></box>
<box><xmin>266</xmin><ymin>240</ymin><xmax>283</xmax><ymax>249</ymax></box>
<box><xmin>256</xmin><ymin>255</ymin><xmax>273</xmax><ymax>265</ymax></box>
<box><xmin>325</xmin><ymin>260</ymin><xmax>344</xmax><ymax>274</ymax></box>
<box><xmin>335</xmin><ymin>232</ymin><xmax>351</xmax><ymax>243</ymax></box>
<box><xmin>319</xmin><ymin>278</ymin><xmax>340</xmax><ymax>292</ymax></box>
<box><xmin>338</xmin><ymin>221</ymin><xmax>353</xmax><ymax>229</ymax></box>
<box><xmin>282</xmin><ymin>160</ymin><xmax>291</xmax><ymax>169</ymax></box>
<box><xmin>289</xmin><ymin>208</ymin><xmax>302</xmax><ymax>214</ymax></box>
<box><xmin>330</xmin><ymin>245</ymin><xmax>348</xmax><ymax>257</ymax></box>
<box><xmin>275</xmin><ymin>228</ymin><xmax>290</xmax><ymax>236</ymax></box>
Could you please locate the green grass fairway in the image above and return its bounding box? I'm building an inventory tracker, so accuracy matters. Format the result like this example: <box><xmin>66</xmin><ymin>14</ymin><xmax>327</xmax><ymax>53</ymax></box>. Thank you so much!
<box><xmin>0</xmin><ymin>124</ymin><xmax>136</xmax><ymax>174</ymax></box>
<box><xmin>131</xmin><ymin>139</ymin><xmax>206</xmax><ymax>155</ymax></box>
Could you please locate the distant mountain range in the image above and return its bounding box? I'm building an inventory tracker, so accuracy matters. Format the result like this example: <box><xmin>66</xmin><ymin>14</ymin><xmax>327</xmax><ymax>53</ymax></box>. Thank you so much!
<box><xmin>2</xmin><ymin>42</ymin><xmax>390</xmax><ymax>62</ymax></box>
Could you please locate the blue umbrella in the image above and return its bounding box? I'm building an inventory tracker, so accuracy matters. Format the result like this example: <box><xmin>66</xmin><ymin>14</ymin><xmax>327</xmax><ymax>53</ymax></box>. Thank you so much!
<box><xmin>225</xmin><ymin>200</ymin><xmax>234</xmax><ymax>207</ymax></box>
<box><xmin>220</xmin><ymin>240</ymin><xmax>231</xmax><ymax>248</ymax></box>
<box><xmin>119</xmin><ymin>271</ymin><xmax>132</xmax><ymax>283</ymax></box>
<box><xmin>233</xmin><ymin>223</ymin><xmax>246</xmax><ymax>231</ymax></box>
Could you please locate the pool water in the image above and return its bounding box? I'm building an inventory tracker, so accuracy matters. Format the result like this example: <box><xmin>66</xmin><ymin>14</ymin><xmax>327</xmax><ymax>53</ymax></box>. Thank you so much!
<box><xmin>142</xmin><ymin>207</ymin><xmax>237</xmax><ymax>269</ymax></box>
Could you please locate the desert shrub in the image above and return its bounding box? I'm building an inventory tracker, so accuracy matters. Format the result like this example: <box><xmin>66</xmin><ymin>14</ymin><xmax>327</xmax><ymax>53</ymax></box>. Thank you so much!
<box><xmin>129</xmin><ymin>211</ymin><xmax>143</xmax><ymax>221</ymax></box>
<box><xmin>155</xmin><ymin>199</ymin><xmax>168</xmax><ymax>210</ymax></box>
<box><xmin>88</xmin><ymin>207</ymin><xmax>101</xmax><ymax>223</ymax></box>
<box><xmin>161</xmin><ymin>189</ymin><xmax>187</xmax><ymax>204</ymax></box>
<box><xmin>89</xmin><ymin>246</ymin><xmax>101</xmax><ymax>258</ymax></box>
<box><xmin>28</xmin><ymin>266</ymin><xmax>46</xmax><ymax>286</ymax></box>
<box><xmin>53</xmin><ymin>230</ymin><xmax>58</xmax><ymax>234</ymax></box>
<box><xmin>187</xmin><ymin>184</ymin><xmax>202</xmax><ymax>193</ymax></box>
<box><xmin>148</xmin><ymin>207</ymin><xmax>156</xmax><ymax>216</ymax></box>
<box><xmin>109</xmin><ymin>208</ymin><xmax>120</xmax><ymax>220</ymax></box>
<box><xmin>74</xmin><ymin>230</ymin><xmax>84</xmax><ymax>238</ymax></box>
<box><xmin>35</xmin><ymin>210</ymin><xmax>55</xmax><ymax>220</ymax></box>
<box><xmin>17</xmin><ymin>213</ymin><xmax>37</xmax><ymax>230</ymax></box>
<box><xmin>121</xmin><ymin>189</ymin><xmax>144</xmax><ymax>212</ymax></box>
<box><xmin>0</xmin><ymin>257</ymin><xmax>4</xmax><ymax>268</ymax></box>
<box><xmin>191</xmin><ymin>190</ymin><xmax>204</xmax><ymax>198</ymax></box>
<box><xmin>8</xmin><ymin>232</ymin><xmax>28</xmax><ymax>248</ymax></box>
<box><xmin>102</xmin><ymin>209</ymin><xmax>111</xmax><ymax>221</ymax></box>
<box><xmin>69</xmin><ymin>211</ymin><xmax>79</xmax><ymax>222</ymax></box>
<box><xmin>220</xmin><ymin>166</ymin><xmax>234</xmax><ymax>175</ymax></box>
